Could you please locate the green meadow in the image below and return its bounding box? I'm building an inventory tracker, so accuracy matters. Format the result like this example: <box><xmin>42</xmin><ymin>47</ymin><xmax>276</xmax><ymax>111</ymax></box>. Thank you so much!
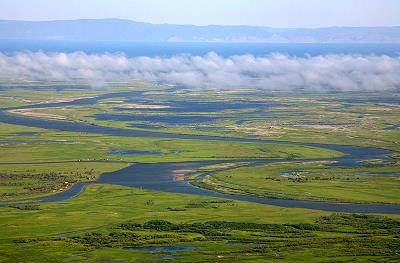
<box><xmin>1</xmin><ymin>184</ymin><xmax>399</xmax><ymax>262</ymax></box>
<box><xmin>193</xmin><ymin>161</ymin><xmax>400</xmax><ymax>204</ymax></box>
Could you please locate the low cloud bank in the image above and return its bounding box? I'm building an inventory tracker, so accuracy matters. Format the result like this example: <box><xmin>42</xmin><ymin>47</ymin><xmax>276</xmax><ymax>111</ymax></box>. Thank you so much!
<box><xmin>0</xmin><ymin>51</ymin><xmax>399</xmax><ymax>91</ymax></box>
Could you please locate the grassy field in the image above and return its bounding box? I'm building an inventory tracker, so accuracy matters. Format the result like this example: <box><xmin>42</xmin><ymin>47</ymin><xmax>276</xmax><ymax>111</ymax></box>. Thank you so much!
<box><xmin>0</xmin><ymin>120</ymin><xmax>342</xmax><ymax>163</ymax></box>
<box><xmin>0</xmin><ymin>184</ymin><xmax>399</xmax><ymax>262</ymax></box>
<box><xmin>192</xmin><ymin>161</ymin><xmax>400</xmax><ymax>204</ymax></box>
<box><xmin>0</xmin><ymin>135</ymin><xmax>343</xmax><ymax>163</ymax></box>
<box><xmin>0</xmin><ymin>162</ymin><xmax>128</xmax><ymax>202</ymax></box>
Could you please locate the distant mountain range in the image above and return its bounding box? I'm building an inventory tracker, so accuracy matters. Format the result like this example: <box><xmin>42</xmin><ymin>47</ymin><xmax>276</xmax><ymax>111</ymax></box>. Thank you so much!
<box><xmin>0</xmin><ymin>19</ymin><xmax>399</xmax><ymax>43</ymax></box>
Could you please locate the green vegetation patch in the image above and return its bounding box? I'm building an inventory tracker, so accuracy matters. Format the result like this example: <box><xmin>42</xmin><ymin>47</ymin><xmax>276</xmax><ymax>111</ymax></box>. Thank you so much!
<box><xmin>2</xmin><ymin>189</ymin><xmax>399</xmax><ymax>263</ymax></box>
<box><xmin>194</xmin><ymin>161</ymin><xmax>400</xmax><ymax>204</ymax></box>
<box><xmin>0</xmin><ymin>162</ymin><xmax>128</xmax><ymax>202</ymax></box>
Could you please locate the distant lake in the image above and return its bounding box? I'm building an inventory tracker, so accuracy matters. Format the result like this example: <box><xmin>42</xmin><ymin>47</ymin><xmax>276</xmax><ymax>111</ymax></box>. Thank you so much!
<box><xmin>1</xmin><ymin>40</ymin><xmax>399</xmax><ymax>57</ymax></box>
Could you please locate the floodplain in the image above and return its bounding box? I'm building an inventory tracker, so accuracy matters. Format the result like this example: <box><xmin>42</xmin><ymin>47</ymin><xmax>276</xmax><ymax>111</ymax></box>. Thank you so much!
<box><xmin>0</xmin><ymin>82</ymin><xmax>399</xmax><ymax>262</ymax></box>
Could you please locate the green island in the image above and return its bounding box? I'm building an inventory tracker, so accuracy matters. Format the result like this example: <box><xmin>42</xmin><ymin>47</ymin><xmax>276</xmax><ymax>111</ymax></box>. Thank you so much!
<box><xmin>190</xmin><ymin>161</ymin><xmax>400</xmax><ymax>204</ymax></box>
<box><xmin>0</xmin><ymin>82</ymin><xmax>399</xmax><ymax>262</ymax></box>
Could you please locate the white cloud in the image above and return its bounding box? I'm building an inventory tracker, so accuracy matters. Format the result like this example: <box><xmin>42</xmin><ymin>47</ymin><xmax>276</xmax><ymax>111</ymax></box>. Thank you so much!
<box><xmin>0</xmin><ymin>51</ymin><xmax>399</xmax><ymax>91</ymax></box>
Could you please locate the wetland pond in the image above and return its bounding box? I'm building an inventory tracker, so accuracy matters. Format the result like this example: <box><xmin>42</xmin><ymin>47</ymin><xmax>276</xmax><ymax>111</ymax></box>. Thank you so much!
<box><xmin>124</xmin><ymin>246</ymin><xmax>201</xmax><ymax>253</ymax></box>
<box><xmin>108</xmin><ymin>149</ymin><xmax>161</xmax><ymax>156</ymax></box>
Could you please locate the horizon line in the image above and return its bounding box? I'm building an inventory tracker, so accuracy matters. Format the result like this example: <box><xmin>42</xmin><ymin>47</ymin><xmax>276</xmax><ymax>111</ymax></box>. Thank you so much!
<box><xmin>1</xmin><ymin>18</ymin><xmax>399</xmax><ymax>29</ymax></box>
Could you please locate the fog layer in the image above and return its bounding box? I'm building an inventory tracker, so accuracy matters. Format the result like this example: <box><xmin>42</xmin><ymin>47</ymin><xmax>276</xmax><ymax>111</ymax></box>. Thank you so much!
<box><xmin>0</xmin><ymin>52</ymin><xmax>399</xmax><ymax>91</ymax></box>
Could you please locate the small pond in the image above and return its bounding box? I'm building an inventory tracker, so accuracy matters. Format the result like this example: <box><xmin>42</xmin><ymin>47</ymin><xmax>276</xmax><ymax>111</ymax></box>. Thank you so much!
<box><xmin>108</xmin><ymin>149</ymin><xmax>161</xmax><ymax>156</ymax></box>
<box><xmin>124</xmin><ymin>246</ymin><xmax>201</xmax><ymax>253</ymax></box>
<box><xmin>15</xmin><ymin>132</ymin><xmax>39</xmax><ymax>136</ymax></box>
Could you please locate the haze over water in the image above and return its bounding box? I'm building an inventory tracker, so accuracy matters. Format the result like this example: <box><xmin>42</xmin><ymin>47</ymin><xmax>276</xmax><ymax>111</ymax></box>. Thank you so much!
<box><xmin>1</xmin><ymin>41</ymin><xmax>400</xmax><ymax>57</ymax></box>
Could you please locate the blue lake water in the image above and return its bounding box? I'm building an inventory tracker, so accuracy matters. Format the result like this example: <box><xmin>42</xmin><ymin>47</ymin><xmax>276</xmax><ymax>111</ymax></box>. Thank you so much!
<box><xmin>120</xmin><ymin>100</ymin><xmax>277</xmax><ymax>112</ymax></box>
<box><xmin>1</xmin><ymin>41</ymin><xmax>399</xmax><ymax>57</ymax></box>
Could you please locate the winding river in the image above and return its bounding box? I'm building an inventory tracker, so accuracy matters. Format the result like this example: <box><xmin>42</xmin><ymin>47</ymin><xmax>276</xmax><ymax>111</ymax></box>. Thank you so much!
<box><xmin>1</xmin><ymin>92</ymin><xmax>399</xmax><ymax>214</ymax></box>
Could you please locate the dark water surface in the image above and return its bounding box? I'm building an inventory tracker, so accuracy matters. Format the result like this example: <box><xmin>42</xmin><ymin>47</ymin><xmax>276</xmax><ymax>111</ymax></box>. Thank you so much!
<box><xmin>1</xmin><ymin>41</ymin><xmax>400</xmax><ymax>57</ymax></box>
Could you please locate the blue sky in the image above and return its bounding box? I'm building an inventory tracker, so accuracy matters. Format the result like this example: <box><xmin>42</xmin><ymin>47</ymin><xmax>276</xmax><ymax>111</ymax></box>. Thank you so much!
<box><xmin>1</xmin><ymin>0</ymin><xmax>399</xmax><ymax>27</ymax></box>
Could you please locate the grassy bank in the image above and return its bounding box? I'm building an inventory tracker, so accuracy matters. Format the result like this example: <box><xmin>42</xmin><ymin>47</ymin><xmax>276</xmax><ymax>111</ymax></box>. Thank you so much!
<box><xmin>192</xmin><ymin>161</ymin><xmax>400</xmax><ymax>204</ymax></box>
<box><xmin>0</xmin><ymin>184</ymin><xmax>399</xmax><ymax>262</ymax></box>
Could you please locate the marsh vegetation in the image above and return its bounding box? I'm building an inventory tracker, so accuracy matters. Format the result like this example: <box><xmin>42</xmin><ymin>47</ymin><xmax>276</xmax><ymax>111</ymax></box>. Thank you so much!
<box><xmin>0</xmin><ymin>83</ymin><xmax>399</xmax><ymax>262</ymax></box>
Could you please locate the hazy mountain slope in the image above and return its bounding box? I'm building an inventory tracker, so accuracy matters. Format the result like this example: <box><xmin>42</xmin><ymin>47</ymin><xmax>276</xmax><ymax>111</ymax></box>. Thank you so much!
<box><xmin>0</xmin><ymin>19</ymin><xmax>399</xmax><ymax>43</ymax></box>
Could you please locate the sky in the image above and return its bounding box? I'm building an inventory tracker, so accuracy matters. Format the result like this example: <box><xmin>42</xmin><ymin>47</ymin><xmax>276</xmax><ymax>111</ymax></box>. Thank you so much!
<box><xmin>0</xmin><ymin>0</ymin><xmax>399</xmax><ymax>28</ymax></box>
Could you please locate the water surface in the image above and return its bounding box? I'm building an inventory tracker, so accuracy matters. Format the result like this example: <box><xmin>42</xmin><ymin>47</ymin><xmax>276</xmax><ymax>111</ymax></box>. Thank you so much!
<box><xmin>1</xmin><ymin>41</ymin><xmax>399</xmax><ymax>57</ymax></box>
